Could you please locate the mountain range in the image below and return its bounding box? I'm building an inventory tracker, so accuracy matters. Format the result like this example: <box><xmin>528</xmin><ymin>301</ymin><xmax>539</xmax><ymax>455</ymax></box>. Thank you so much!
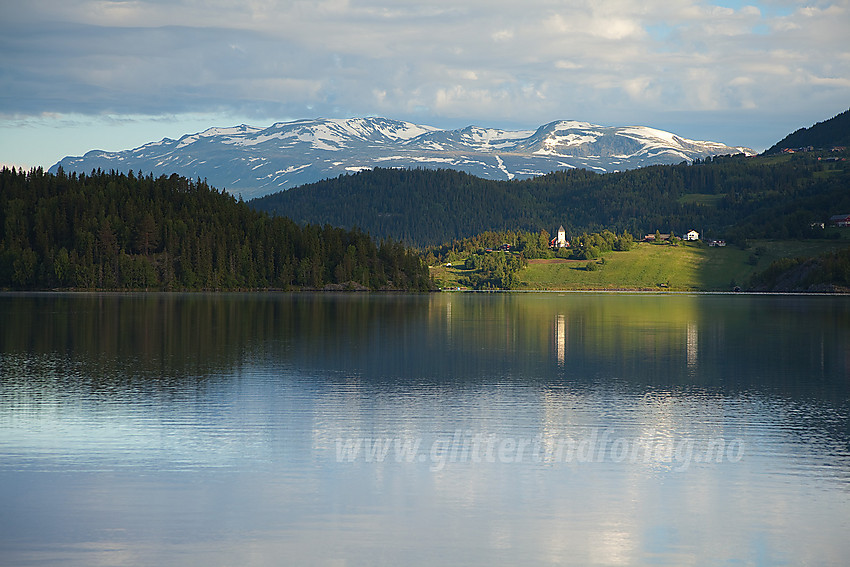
<box><xmin>50</xmin><ymin>117</ymin><xmax>754</xmax><ymax>198</ymax></box>
<box><xmin>249</xmin><ymin>107</ymin><xmax>850</xmax><ymax>245</ymax></box>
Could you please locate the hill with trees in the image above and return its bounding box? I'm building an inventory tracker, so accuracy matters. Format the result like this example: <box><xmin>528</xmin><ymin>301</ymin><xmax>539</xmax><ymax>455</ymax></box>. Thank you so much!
<box><xmin>766</xmin><ymin>108</ymin><xmax>850</xmax><ymax>153</ymax></box>
<box><xmin>0</xmin><ymin>167</ymin><xmax>431</xmax><ymax>291</ymax></box>
<box><xmin>251</xmin><ymin>150</ymin><xmax>850</xmax><ymax>246</ymax></box>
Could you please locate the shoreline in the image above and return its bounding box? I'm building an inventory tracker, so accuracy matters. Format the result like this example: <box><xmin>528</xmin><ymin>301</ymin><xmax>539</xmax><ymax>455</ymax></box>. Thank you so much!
<box><xmin>2</xmin><ymin>288</ymin><xmax>848</xmax><ymax>296</ymax></box>
<box><xmin>441</xmin><ymin>288</ymin><xmax>850</xmax><ymax>295</ymax></box>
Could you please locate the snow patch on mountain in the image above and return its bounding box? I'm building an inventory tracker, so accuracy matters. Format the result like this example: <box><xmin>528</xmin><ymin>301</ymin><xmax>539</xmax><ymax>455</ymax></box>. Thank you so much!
<box><xmin>494</xmin><ymin>155</ymin><xmax>513</xmax><ymax>180</ymax></box>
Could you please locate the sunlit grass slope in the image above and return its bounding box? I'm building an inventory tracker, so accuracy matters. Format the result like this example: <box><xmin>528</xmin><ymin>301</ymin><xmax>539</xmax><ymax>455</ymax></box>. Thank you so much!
<box><xmin>520</xmin><ymin>241</ymin><xmax>850</xmax><ymax>291</ymax></box>
<box><xmin>432</xmin><ymin>239</ymin><xmax>850</xmax><ymax>291</ymax></box>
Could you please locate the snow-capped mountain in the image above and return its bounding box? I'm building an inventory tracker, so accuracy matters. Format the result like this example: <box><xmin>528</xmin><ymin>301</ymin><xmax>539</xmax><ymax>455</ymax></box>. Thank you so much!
<box><xmin>50</xmin><ymin>117</ymin><xmax>754</xmax><ymax>198</ymax></box>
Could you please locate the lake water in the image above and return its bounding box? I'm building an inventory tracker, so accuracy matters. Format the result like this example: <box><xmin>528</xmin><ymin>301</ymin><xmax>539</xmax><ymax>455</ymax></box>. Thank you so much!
<box><xmin>1</xmin><ymin>292</ymin><xmax>849</xmax><ymax>566</ymax></box>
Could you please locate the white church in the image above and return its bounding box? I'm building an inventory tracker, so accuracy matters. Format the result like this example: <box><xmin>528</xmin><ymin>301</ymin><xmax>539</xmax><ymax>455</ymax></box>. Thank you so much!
<box><xmin>550</xmin><ymin>225</ymin><xmax>569</xmax><ymax>248</ymax></box>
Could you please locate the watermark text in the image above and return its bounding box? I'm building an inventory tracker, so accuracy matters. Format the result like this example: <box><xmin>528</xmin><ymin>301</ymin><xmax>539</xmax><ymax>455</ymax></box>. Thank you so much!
<box><xmin>334</xmin><ymin>429</ymin><xmax>744</xmax><ymax>472</ymax></box>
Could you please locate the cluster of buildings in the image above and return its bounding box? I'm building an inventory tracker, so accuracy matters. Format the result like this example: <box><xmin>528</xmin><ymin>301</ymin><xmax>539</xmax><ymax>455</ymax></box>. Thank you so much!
<box><xmin>782</xmin><ymin>146</ymin><xmax>846</xmax><ymax>154</ymax></box>
<box><xmin>641</xmin><ymin>230</ymin><xmax>726</xmax><ymax>246</ymax></box>
<box><xmin>642</xmin><ymin>230</ymin><xmax>701</xmax><ymax>242</ymax></box>
<box><xmin>549</xmin><ymin>226</ymin><xmax>720</xmax><ymax>247</ymax></box>
<box><xmin>545</xmin><ymin>213</ymin><xmax>850</xmax><ymax>252</ymax></box>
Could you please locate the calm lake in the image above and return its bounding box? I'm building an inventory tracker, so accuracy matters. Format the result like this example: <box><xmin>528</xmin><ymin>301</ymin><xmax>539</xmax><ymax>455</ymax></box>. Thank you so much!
<box><xmin>1</xmin><ymin>292</ymin><xmax>849</xmax><ymax>566</ymax></box>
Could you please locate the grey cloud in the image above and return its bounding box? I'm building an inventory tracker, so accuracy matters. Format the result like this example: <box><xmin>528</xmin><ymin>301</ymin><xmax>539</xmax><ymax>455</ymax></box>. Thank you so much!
<box><xmin>1</xmin><ymin>0</ymin><xmax>849</xmax><ymax>150</ymax></box>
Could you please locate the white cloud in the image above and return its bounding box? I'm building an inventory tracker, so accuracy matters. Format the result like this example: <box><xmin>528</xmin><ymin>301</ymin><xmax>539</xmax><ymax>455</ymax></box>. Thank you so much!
<box><xmin>729</xmin><ymin>76</ymin><xmax>756</xmax><ymax>85</ymax></box>
<box><xmin>491</xmin><ymin>29</ymin><xmax>514</xmax><ymax>42</ymax></box>
<box><xmin>623</xmin><ymin>77</ymin><xmax>663</xmax><ymax>103</ymax></box>
<box><xmin>555</xmin><ymin>60</ymin><xmax>583</xmax><ymax>70</ymax></box>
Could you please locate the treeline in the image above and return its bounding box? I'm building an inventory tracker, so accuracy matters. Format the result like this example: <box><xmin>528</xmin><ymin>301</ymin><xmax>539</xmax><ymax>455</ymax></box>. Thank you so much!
<box><xmin>424</xmin><ymin>228</ymin><xmax>633</xmax><ymax>264</ymax></box>
<box><xmin>568</xmin><ymin>231</ymin><xmax>634</xmax><ymax>259</ymax></box>
<box><xmin>425</xmin><ymin>229</ymin><xmax>549</xmax><ymax>264</ymax></box>
<box><xmin>464</xmin><ymin>252</ymin><xmax>528</xmax><ymax>290</ymax></box>
<box><xmin>0</xmin><ymin>167</ymin><xmax>431</xmax><ymax>291</ymax></box>
<box><xmin>250</xmin><ymin>150</ymin><xmax>850</xmax><ymax>246</ymax></box>
<box><xmin>424</xmin><ymin>228</ymin><xmax>634</xmax><ymax>289</ymax></box>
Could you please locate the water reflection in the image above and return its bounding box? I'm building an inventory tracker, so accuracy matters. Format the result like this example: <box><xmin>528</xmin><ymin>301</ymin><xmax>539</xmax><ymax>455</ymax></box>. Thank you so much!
<box><xmin>1</xmin><ymin>292</ymin><xmax>850</xmax><ymax>566</ymax></box>
<box><xmin>446</xmin><ymin>297</ymin><xmax>452</xmax><ymax>342</ymax></box>
<box><xmin>555</xmin><ymin>313</ymin><xmax>566</xmax><ymax>366</ymax></box>
<box><xmin>686</xmin><ymin>320</ymin><xmax>698</xmax><ymax>371</ymax></box>
<box><xmin>2</xmin><ymin>292</ymin><xmax>849</xmax><ymax>396</ymax></box>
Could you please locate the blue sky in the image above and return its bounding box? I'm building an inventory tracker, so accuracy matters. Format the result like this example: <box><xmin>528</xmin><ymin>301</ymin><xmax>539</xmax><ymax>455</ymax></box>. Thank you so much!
<box><xmin>1</xmin><ymin>0</ymin><xmax>849</xmax><ymax>169</ymax></box>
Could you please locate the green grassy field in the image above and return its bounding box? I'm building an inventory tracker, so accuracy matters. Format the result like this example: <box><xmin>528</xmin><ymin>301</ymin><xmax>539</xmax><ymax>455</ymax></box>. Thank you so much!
<box><xmin>431</xmin><ymin>239</ymin><xmax>850</xmax><ymax>291</ymax></box>
<box><xmin>429</xmin><ymin>260</ymin><xmax>471</xmax><ymax>289</ymax></box>
<box><xmin>519</xmin><ymin>243</ymin><xmax>704</xmax><ymax>290</ymax></box>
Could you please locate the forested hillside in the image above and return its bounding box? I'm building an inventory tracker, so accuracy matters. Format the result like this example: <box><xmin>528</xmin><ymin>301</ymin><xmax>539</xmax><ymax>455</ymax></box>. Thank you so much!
<box><xmin>251</xmin><ymin>150</ymin><xmax>850</xmax><ymax>245</ymax></box>
<box><xmin>0</xmin><ymin>167</ymin><xmax>431</xmax><ymax>291</ymax></box>
<box><xmin>252</xmin><ymin>167</ymin><xmax>545</xmax><ymax>244</ymax></box>
<box><xmin>767</xmin><ymin>108</ymin><xmax>850</xmax><ymax>152</ymax></box>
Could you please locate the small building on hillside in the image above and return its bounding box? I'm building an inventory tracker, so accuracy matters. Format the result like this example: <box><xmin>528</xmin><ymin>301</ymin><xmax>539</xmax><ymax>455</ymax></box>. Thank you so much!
<box><xmin>685</xmin><ymin>230</ymin><xmax>699</xmax><ymax>241</ymax></box>
<box><xmin>829</xmin><ymin>214</ymin><xmax>850</xmax><ymax>227</ymax></box>
<box><xmin>550</xmin><ymin>225</ymin><xmax>569</xmax><ymax>248</ymax></box>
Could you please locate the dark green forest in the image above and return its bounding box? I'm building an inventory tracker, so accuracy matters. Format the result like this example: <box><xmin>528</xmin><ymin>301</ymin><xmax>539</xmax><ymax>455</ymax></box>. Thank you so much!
<box><xmin>0</xmin><ymin>167</ymin><xmax>431</xmax><ymax>291</ymax></box>
<box><xmin>253</xmin><ymin>167</ymin><xmax>545</xmax><ymax>245</ymax></box>
<box><xmin>251</xmin><ymin>150</ymin><xmax>850</xmax><ymax>246</ymax></box>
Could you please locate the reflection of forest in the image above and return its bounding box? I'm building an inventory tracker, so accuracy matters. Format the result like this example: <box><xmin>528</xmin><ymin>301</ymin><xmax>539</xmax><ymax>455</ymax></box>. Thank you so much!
<box><xmin>1</xmin><ymin>293</ymin><xmax>848</xmax><ymax>403</ymax></box>
<box><xmin>3</xmin><ymin>291</ymin><xmax>849</xmax><ymax>471</ymax></box>
<box><xmin>433</xmin><ymin>293</ymin><xmax>850</xmax><ymax>401</ymax></box>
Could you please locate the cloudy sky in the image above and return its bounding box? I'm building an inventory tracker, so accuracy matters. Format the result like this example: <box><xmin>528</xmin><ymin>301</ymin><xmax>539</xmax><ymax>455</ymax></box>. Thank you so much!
<box><xmin>2</xmin><ymin>0</ymin><xmax>849</xmax><ymax>168</ymax></box>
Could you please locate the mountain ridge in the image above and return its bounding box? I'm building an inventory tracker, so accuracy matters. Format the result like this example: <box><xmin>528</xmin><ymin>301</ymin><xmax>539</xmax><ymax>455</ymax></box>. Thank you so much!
<box><xmin>767</xmin><ymin>108</ymin><xmax>850</xmax><ymax>153</ymax></box>
<box><xmin>50</xmin><ymin>117</ymin><xmax>754</xmax><ymax>198</ymax></box>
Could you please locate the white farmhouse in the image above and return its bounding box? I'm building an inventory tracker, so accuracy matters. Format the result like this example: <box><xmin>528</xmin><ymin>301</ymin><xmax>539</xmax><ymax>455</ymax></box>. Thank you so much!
<box><xmin>685</xmin><ymin>230</ymin><xmax>700</xmax><ymax>241</ymax></box>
